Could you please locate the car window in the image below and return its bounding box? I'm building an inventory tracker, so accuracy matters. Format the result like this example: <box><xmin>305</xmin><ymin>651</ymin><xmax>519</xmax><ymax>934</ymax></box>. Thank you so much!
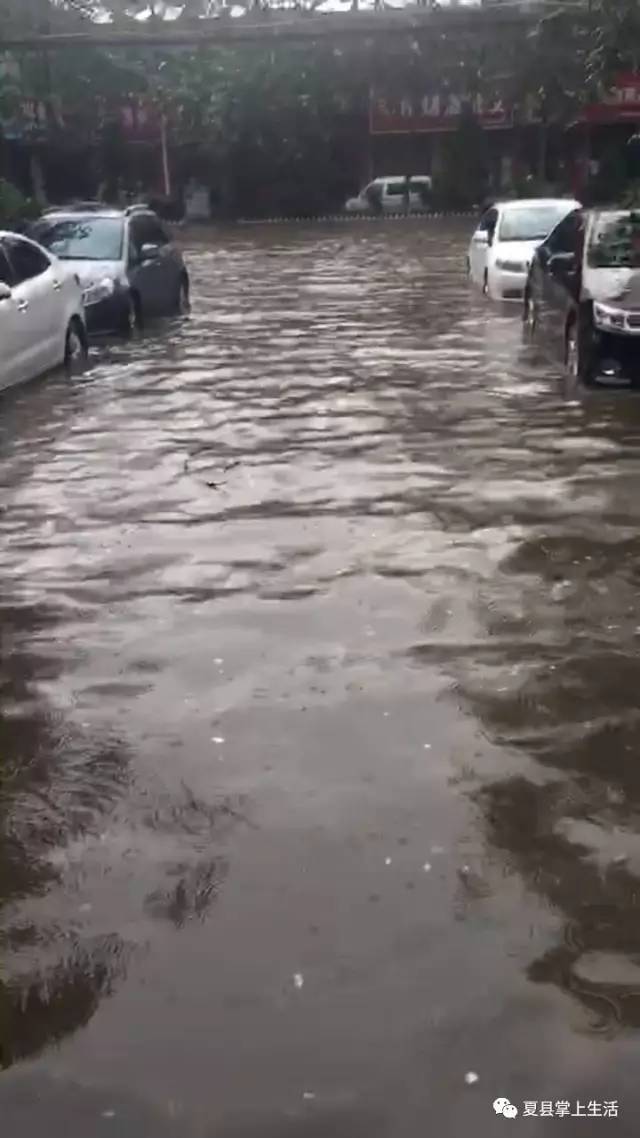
<box><xmin>498</xmin><ymin>204</ymin><xmax>574</xmax><ymax>242</ymax></box>
<box><xmin>545</xmin><ymin>211</ymin><xmax>583</xmax><ymax>255</ymax></box>
<box><xmin>385</xmin><ymin>182</ymin><xmax>407</xmax><ymax>197</ymax></box>
<box><xmin>130</xmin><ymin>214</ymin><xmax>169</xmax><ymax>250</ymax></box>
<box><xmin>478</xmin><ymin>208</ymin><xmax>498</xmax><ymax>234</ymax></box>
<box><xmin>32</xmin><ymin>216</ymin><xmax>124</xmax><ymax>261</ymax></box>
<box><xmin>0</xmin><ymin>244</ymin><xmax>14</xmax><ymax>286</ymax></box>
<box><xmin>5</xmin><ymin>237</ymin><xmax>50</xmax><ymax>285</ymax></box>
<box><xmin>587</xmin><ymin>211</ymin><xmax>640</xmax><ymax>268</ymax></box>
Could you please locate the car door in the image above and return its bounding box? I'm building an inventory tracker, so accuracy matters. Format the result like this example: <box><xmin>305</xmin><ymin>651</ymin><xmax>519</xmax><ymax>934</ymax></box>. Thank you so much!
<box><xmin>469</xmin><ymin>208</ymin><xmax>498</xmax><ymax>285</ymax></box>
<box><xmin>409</xmin><ymin>178</ymin><xmax>431</xmax><ymax>212</ymax></box>
<box><xmin>381</xmin><ymin>179</ymin><xmax>407</xmax><ymax>214</ymax></box>
<box><xmin>536</xmin><ymin>210</ymin><xmax>583</xmax><ymax>355</ymax></box>
<box><xmin>3</xmin><ymin>236</ymin><xmax>62</xmax><ymax>381</ymax></box>
<box><xmin>127</xmin><ymin>213</ymin><xmax>171</xmax><ymax>316</ymax></box>
<box><xmin>140</xmin><ymin>214</ymin><xmax>179</xmax><ymax>314</ymax></box>
<box><xmin>0</xmin><ymin>242</ymin><xmax>20</xmax><ymax>391</ymax></box>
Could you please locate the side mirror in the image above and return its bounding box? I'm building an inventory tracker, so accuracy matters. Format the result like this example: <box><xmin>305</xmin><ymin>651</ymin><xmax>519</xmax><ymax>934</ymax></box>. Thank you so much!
<box><xmin>549</xmin><ymin>251</ymin><xmax>577</xmax><ymax>273</ymax></box>
<box><xmin>474</xmin><ymin>231</ymin><xmax>489</xmax><ymax>245</ymax></box>
<box><xmin>140</xmin><ymin>242</ymin><xmax>161</xmax><ymax>262</ymax></box>
<box><xmin>0</xmin><ymin>282</ymin><xmax>12</xmax><ymax>301</ymax></box>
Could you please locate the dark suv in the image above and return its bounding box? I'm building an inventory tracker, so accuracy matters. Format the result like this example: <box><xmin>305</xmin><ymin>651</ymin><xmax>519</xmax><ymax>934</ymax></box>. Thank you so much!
<box><xmin>524</xmin><ymin>206</ymin><xmax>640</xmax><ymax>385</ymax></box>
<box><xmin>30</xmin><ymin>203</ymin><xmax>190</xmax><ymax>335</ymax></box>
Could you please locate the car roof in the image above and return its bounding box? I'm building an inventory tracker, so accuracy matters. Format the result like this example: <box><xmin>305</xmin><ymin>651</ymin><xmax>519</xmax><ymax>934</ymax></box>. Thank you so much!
<box><xmin>371</xmin><ymin>174</ymin><xmax>432</xmax><ymax>182</ymax></box>
<box><xmin>496</xmin><ymin>198</ymin><xmax>581</xmax><ymax>211</ymax></box>
<box><xmin>37</xmin><ymin>209</ymin><xmax>126</xmax><ymax>221</ymax></box>
<box><xmin>0</xmin><ymin>229</ymin><xmax>44</xmax><ymax>242</ymax></box>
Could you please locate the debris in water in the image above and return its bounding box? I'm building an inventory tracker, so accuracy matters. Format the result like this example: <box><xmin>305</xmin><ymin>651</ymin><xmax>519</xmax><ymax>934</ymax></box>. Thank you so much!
<box><xmin>101</xmin><ymin>1110</ymin><xmax>116</xmax><ymax>1119</ymax></box>
<box><xmin>431</xmin><ymin>844</ymin><xmax>445</xmax><ymax>855</ymax></box>
<box><xmin>612</xmin><ymin>853</ymin><xmax>629</xmax><ymax>866</ymax></box>
<box><xmin>303</xmin><ymin>1092</ymin><xmax>316</xmax><ymax>1101</ymax></box>
<box><xmin>464</xmin><ymin>1072</ymin><xmax>479</xmax><ymax>1085</ymax></box>
<box><xmin>384</xmin><ymin>857</ymin><xmax>392</xmax><ymax>866</ymax></box>
<box><xmin>211</xmin><ymin>736</ymin><xmax>225</xmax><ymax>744</ymax></box>
<box><xmin>423</xmin><ymin>743</ymin><xmax>432</xmax><ymax>750</ymax></box>
<box><xmin>293</xmin><ymin>972</ymin><xmax>304</xmax><ymax>989</ymax></box>
<box><xmin>422</xmin><ymin>862</ymin><xmax>432</xmax><ymax>873</ymax></box>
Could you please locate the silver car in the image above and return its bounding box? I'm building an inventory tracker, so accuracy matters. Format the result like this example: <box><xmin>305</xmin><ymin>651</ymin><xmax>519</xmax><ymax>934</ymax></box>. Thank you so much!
<box><xmin>31</xmin><ymin>203</ymin><xmax>190</xmax><ymax>335</ymax></box>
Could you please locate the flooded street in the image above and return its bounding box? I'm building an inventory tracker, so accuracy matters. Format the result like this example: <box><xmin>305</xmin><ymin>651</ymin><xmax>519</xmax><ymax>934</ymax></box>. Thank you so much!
<box><xmin>4</xmin><ymin>219</ymin><xmax>640</xmax><ymax>1134</ymax></box>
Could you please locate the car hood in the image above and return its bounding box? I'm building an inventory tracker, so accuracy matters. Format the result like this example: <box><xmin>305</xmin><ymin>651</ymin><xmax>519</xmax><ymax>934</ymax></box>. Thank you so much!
<box><xmin>494</xmin><ymin>240</ymin><xmax>540</xmax><ymax>264</ymax></box>
<box><xmin>60</xmin><ymin>260</ymin><xmax>123</xmax><ymax>287</ymax></box>
<box><xmin>583</xmin><ymin>266</ymin><xmax>640</xmax><ymax>307</ymax></box>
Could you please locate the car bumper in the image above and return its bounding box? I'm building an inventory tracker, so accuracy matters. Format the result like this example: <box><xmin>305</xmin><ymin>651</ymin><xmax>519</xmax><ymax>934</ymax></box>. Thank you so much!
<box><xmin>84</xmin><ymin>292</ymin><xmax>128</xmax><ymax>334</ymax></box>
<box><xmin>491</xmin><ymin>267</ymin><xmax>528</xmax><ymax>300</ymax></box>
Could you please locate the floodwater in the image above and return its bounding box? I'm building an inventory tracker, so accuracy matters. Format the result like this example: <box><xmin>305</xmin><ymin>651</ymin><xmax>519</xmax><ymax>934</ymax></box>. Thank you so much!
<box><xmin>2</xmin><ymin>220</ymin><xmax>640</xmax><ymax>1136</ymax></box>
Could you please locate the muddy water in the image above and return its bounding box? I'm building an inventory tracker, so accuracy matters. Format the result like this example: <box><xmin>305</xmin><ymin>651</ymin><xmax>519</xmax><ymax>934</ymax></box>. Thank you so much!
<box><xmin>2</xmin><ymin>221</ymin><xmax>640</xmax><ymax>1135</ymax></box>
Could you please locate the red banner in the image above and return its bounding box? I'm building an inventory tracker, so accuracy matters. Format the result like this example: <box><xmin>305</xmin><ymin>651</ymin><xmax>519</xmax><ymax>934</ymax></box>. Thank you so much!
<box><xmin>370</xmin><ymin>92</ymin><xmax>511</xmax><ymax>134</ymax></box>
<box><xmin>584</xmin><ymin>74</ymin><xmax>640</xmax><ymax>123</ymax></box>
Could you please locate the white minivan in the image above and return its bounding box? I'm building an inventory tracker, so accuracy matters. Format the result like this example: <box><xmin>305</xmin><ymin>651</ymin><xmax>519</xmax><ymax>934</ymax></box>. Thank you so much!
<box><xmin>345</xmin><ymin>175</ymin><xmax>432</xmax><ymax>215</ymax></box>
<box><xmin>0</xmin><ymin>230</ymin><xmax>87</xmax><ymax>393</ymax></box>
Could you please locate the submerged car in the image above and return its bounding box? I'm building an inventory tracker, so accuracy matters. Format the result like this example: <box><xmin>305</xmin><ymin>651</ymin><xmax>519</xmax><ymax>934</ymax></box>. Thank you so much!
<box><xmin>524</xmin><ymin>206</ymin><xmax>640</xmax><ymax>384</ymax></box>
<box><xmin>0</xmin><ymin>229</ymin><xmax>86</xmax><ymax>393</ymax></box>
<box><xmin>345</xmin><ymin>175</ymin><xmax>432</xmax><ymax>214</ymax></box>
<box><xmin>468</xmin><ymin>198</ymin><xmax>581</xmax><ymax>300</ymax></box>
<box><xmin>30</xmin><ymin>204</ymin><xmax>190</xmax><ymax>335</ymax></box>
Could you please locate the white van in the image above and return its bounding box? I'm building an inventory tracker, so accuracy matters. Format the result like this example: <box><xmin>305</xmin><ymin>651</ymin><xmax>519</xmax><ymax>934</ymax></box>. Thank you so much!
<box><xmin>345</xmin><ymin>175</ymin><xmax>432</xmax><ymax>215</ymax></box>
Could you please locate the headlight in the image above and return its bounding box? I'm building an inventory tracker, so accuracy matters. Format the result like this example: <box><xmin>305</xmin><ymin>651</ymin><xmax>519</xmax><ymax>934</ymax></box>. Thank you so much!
<box><xmin>495</xmin><ymin>258</ymin><xmax>525</xmax><ymax>272</ymax></box>
<box><xmin>593</xmin><ymin>302</ymin><xmax>626</xmax><ymax>330</ymax></box>
<box><xmin>82</xmin><ymin>277</ymin><xmax>116</xmax><ymax>307</ymax></box>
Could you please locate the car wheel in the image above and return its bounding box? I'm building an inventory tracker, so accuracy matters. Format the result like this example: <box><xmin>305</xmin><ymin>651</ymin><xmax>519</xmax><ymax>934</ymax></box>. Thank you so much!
<box><xmin>64</xmin><ymin>318</ymin><xmax>88</xmax><ymax>370</ymax></box>
<box><xmin>175</xmin><ymin>275</ymin><xmax>190</xmax><ymax>315</ymax></box>
<box><xmin>120</xmin><ymin>292</ymin><xmax>141</xmax><ymax>336</ymax></box>
<box><xmin>523</xmin><ymin>291</ymin><xmax>537</xmax><ymax>337</ymax></box>
<box><xmin>566</xmin><ymin>315</ymin><xmax>594</xmax><ymax>385</ymax></box>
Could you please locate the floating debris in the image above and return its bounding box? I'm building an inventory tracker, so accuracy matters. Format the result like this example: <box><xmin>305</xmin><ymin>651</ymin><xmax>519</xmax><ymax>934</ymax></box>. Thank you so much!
<box><xmin>293</xmin><ymin>972</ymin><xmax>304</xmax><ymax>989</ymax></box>
<box><xmin>464</xmin><ymin>1072</ymin><xmax>479</xmax><ymax>1085</ymax></box>
<box><xmin>384</xmin><ymin>857</ymin><xmax>393</xmax><ymax>866</ymax></box>
<box><xmin>423</xmin><ymin>743</ymin><xmax>432</xmax><ymax>750</ymax></box>
<box><xmin>211</xmin><ymin>736</ymin><xmax>225</xmax><ymax>744</ymax></box>
<box><xmin>303</xmin><ymin>1092</ymin><xmax>316</xmax><ymax>1101</ymax></box>
<box><xmin>431</xmin><ymin>844</ymin><xmax>445</xmax><ymax>856</ymax></box>
<box><xmin>422</xmin><ymin>862</ymin><xmax>432</xmax><ymax>873</ymax></box>
<box><xmin>101</xmin><ymin>1110</ymin><xmax>116</xmax><ymax>1119</ymax></box>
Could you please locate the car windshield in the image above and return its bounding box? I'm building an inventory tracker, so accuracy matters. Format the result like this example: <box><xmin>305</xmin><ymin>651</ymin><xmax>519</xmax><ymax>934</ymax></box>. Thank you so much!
<box><xmin>498</xmin><ymin>204</ymin><xmax>570</xmax><ymax>242</ymax></box>
<box><xmin>31</xmin><ymin>217</ymin><xmax>124</xmax><ymax>261</ymax></box>
<box><xmin>587</xmin><ymin>211</ymin><xmax>640</xmax><ymax>268</ymax></box>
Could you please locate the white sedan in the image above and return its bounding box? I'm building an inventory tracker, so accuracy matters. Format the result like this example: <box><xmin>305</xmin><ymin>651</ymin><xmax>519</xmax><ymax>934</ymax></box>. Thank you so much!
<box><xmin>467</xmin><ymin>198</ymin><xmax>581</xmax><ymax>301</ymax></box>
<box><xmin>0</xmin><ymin>230</ymin><xmax>87</xmax><ymax>393</ymax></box>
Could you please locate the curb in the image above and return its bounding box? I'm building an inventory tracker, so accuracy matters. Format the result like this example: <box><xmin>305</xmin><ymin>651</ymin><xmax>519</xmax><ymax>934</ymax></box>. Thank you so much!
<box><xmin>237</xmin><ymin>211</ymin><xmax>477</xmax><ymax>225</ymax></box>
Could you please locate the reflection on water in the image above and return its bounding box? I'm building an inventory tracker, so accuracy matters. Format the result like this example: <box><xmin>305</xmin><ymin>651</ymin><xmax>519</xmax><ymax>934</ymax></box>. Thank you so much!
<box><xmin>3</xmin><ymin>222</ymin><xmax>640</xmax><ymax>1128</ymax></box>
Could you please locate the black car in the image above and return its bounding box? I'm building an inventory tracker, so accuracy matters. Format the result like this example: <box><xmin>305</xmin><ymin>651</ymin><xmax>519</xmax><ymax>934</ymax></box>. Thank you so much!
<box><xmin>523</xmin><ymin>206</ymin><xmax>640</xmax><ymax>384</ymax></box>
<box><xmin>30</xmin><ymin>203</ymin><xmax>189</xmax><ymax>335</ymax></box>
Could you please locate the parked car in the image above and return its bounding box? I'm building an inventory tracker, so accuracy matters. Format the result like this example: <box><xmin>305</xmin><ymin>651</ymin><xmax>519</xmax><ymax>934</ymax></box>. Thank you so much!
<box><xmin>524</xmin><ymin>206</ymin><xmax>640</xmax><ymax>385</ymax></box>
<box><xmin>30</xmin><ymin>203</ymin><xmax>190</xmax><ymax>335</ymax></box>
<box><xmin>345</xmin><ymin>175</ymin><xmax>432</xmax><ymax>215</ymax></box>
<box><xmin>0</xmin><ymin>230</ymin><xmax>87</xmax><ymax>394</ymax></box>
<box><xmin>468</xmin><ymin>198</ymin><xmax>581</xmax><ymax>300</ymax></box>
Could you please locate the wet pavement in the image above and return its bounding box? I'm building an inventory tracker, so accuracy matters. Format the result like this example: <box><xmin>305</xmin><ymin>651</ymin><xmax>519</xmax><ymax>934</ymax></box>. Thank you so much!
<box><xmin>2</xmin><ymin>220</ymin><xmax>640</xmax><ymax>1134</ymax></box>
